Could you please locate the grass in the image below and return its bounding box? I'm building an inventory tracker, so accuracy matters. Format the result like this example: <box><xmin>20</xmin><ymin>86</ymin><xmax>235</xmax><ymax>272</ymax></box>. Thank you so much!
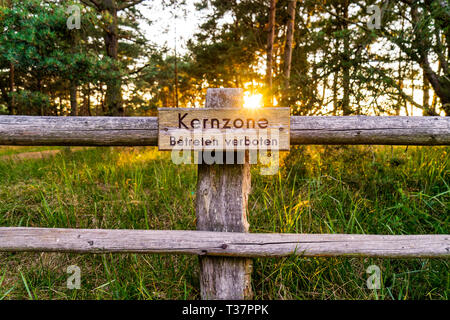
<box><xmin>0</xmin><ymin>145</ymin><xmax>448</xmax><ymax>300</ymax></box>
<box><xmin>0</xmin><ymin>146</ymin><xmax>61</xmax><ymax>157</ymax></box>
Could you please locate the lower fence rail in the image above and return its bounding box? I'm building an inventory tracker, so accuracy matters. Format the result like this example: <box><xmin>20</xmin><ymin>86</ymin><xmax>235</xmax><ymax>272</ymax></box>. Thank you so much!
<box><xmin>0</xmin><ymin>227</ymin><xmax>448</xmax><ymax>258</ymax></box>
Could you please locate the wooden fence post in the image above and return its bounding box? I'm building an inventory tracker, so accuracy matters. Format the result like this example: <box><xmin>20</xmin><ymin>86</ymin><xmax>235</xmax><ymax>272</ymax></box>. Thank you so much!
<box><xmin>195</xmin><ymin>88</ymin><xmax>253</xmax><ymax>300</ymax></box>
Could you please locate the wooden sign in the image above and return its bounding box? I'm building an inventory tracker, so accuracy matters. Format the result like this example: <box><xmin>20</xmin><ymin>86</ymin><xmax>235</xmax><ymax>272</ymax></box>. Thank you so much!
<box><xmin>158</xmin><ymin>108</ymin><xmax>290</xmax><ymax>151</ymax></box>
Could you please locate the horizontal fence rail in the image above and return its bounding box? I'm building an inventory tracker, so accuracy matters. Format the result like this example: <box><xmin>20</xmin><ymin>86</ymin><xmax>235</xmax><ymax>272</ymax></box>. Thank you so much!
<box><xmin>0</xmin><ymin>228</ymin><xmax>448</xmax><ymax>258</ymax></box>
<box><xmin>0</xmin><ymin>115</ymin><xmax>449</xmax><ymax>146</ymax></box>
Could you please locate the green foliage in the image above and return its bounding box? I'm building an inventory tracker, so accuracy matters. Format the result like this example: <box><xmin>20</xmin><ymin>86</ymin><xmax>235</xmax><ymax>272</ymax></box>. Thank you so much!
<box><xmin>187</xmin><ymin>0</ymin><xmax>267</xmax><ymax>92</ymax></box>
<box><xmin>186</xmin><ymin>0</ymin><xmax>450</xmax><ymax>115</ymax></box>
<box><xmin>9</xmin><ymin>90</ymin><xmax>50</xmax><ymax>115</ymax></box>
<box><xmin>0</xmin><ymin>0</ymin><xmax>118</xmax><ymax>115</ymax></box>
<box><xmin>1</xmin><ymin>1</ymin><xmax>79</xmax><ymax>75</ymax></box>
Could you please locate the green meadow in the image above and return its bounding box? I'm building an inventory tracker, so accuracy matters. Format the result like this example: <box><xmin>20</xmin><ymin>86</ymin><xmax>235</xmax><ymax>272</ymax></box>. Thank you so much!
<box><xmin>0</xmin><ymin>145</ymin><xmax>448</xmax><ymax>300</ymax></box>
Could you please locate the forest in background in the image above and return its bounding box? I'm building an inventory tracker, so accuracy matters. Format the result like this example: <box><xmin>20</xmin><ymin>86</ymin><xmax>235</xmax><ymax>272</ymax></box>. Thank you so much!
<box><xmin>0</xmin><ymin>0</ymin><xmax>449</xmax><ymax>117</ymax></box>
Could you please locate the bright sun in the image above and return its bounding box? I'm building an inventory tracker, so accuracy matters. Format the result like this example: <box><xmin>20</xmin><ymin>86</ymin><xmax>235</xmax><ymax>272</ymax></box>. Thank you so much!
<box><xmin>244</xmin><ymin>93</ymin><xmax>263</xmax><ymax>109</ymax></box>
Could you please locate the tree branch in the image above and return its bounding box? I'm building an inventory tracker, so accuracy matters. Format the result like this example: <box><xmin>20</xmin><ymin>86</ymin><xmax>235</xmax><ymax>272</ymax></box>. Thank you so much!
<box><xmin>80</xmin><ymin>0</ymin><xmax>102</xmax><ymax>10</ymax></box>
<box><xmin>373</xmin><ymin>67</ymin><xmax>425</xmax><ymax>111</ymax></box>
<box><xmin>128</xmin><ymin>62</ymin><xmax>152</xmax><ymax>76</ymax></box>
<box><xmin>434</xmin><ymin>29</ymin><xmax>449</xmax><ymax>75</ymax></box>
<box><xmin>119</xmin><ymin>0</ymin><xmax>146</xmax><ymax>11</ymax></box>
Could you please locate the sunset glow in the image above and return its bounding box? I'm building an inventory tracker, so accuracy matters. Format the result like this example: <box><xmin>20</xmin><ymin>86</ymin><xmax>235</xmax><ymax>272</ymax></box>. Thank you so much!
<box><xmin>244</xmin><ymin>93</ymin><xmax>263</xmax><ymax>109</ymax></box>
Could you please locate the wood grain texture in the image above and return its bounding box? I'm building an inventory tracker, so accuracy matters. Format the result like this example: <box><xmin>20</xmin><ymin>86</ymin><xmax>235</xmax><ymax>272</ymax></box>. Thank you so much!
<box><xmin>158</xmin><ymin>108</ymin><xmax>290</xmax><ymax>151</ymax></box>
<box><xmin>290</xmin><ymin>116</ymin><xmax>450</xmax><ymax>145</ymax></box>
<box><xmin>0</xmin><ymin>115</ymin><xmax>449</xmax><ymax>146</ymax></box>
<box><xmin>196</xmin><ymin>88</ymin><xmax>253</xmax><ymax>300</ymax></box>
<box><xmin>0</xmin><ymin>116</ymin><xmax>158</xmax><ymax>146</ymax></box>
<box><xmin>0</xmin><ymin>228</ymin><xmax>448</xmax><ymax>258</ymax></box>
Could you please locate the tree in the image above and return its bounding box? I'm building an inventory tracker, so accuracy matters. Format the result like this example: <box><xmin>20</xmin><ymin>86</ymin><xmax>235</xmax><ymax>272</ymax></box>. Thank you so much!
<box><xmin>266</xmin><ymin>0</ymin><xmax>277</xmax><ymax>106</ymax></box>
<box><xmin>79</xmin><ymin>0</ymin><xmax>147</xmax><ymax>116</ymax></box>
<box><xmin>0</xmin><ymin>0</ymin><xmax>110</xmax><ymax>115</ymax></box>
<box><xmin>283</xmin><ymin>0</ymin><xmax>297</xmax><ymax>90</ymax></box>
<box><xmin>0</xmin><ymin>0</ymin><xmax>15</xmax><ymax>114</ymax></box>
<box><xmin>187</xmin><ymin>0</ymin><xmax>265</xmax><ymax>94</ymax></box>
<box><xmin>375</xmin><ymin>0</ymin><xmax>450</xmax><ymax>115</ymax></box>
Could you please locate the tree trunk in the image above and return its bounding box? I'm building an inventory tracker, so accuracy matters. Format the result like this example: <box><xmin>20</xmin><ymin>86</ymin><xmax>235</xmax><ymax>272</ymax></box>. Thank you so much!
<box><xmin>410</xmin><ymin>3</ymin><xmax>450</xmax><ymax>115</ymax></box>
<box><xmin>342</xmin><ymin>1</ymin><xmax>351</xmax><ymax>115</ymax></box>
<box><xmin>34</xmin><ymin>75</ymin><xmax>44</xmax><ymax>116</ymax></box>
<box><xmin>70</xmin><ymin>80</ymin><xmax>78</xmax><ymax>116</ymax></box>
<box><xmin>174</xmin><ymin>50</ymin><xmax>179</xmax><ymax>108</ymax></box>
<box><xmin>174</xmin><ymin>11</ymin><xmax>179</xmax><ymax>109</ymax></box>
<box><xmin>81</xmin><ymin>83</ymin><xmax>91</xmax><ymax>116</ymax></box>
<box><xmin>332</xmin><ymin>63</ymin><xmax>338</xmax><ymax>116</ymax></box>
<box><xmin>266</xmin><ymin>0</ymin><xmax>277</xmax><ymax>106</ymax></box>
<box><xmin>422</xmin><ymin>71</ymin><xmax>435</xmax><ymax>116</ymax></box>
<box><xmin>104</xmin><ymin>1</ymin><xmax>123</xmax><ymax>116</ymax></box>
<box><xmin>6</xmin><ymin>0</ymin><xmax>15</xmax><ymax>115</ymax></box>
<box><xmin>8</xmin><ymin>64</ymin><xmax>15</xmax><ymax>115</ymax></box>
<box><xmin>283</xmin><ymin>0</ymin><xmax>297</xmax><ymax>90</ymax></box>
<box><xmin>420</xmin><ymin>58</ymin><xmax>450</xmax><ymax>115</ymax></box>
<box><xmin>397</xmin><ymin>35</ymin><xmax>403</xmax><ymax>116</ymax></box>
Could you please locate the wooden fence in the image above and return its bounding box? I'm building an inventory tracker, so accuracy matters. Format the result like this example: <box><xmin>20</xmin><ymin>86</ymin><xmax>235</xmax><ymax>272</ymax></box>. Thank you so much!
<box><xmin>0</xmin><ymin>88</ymin><xmax>449</xmax><ymax>300</ymax></box>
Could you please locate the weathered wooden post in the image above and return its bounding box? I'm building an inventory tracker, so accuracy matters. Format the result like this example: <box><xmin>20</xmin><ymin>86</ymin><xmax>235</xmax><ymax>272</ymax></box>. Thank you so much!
<box><xmin>158</xmin><ymin>88</ymin><xmax>288</xmax><ymax>299</ymax></box>
<box><xmin>195</xmin><ymin>88</ymin><xmax>253</xmax><ymax>300</ymax></box>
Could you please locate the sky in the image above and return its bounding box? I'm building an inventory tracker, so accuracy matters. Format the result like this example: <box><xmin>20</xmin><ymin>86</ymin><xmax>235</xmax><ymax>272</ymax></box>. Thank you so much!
<box><xmin>137</xmin><ymin>1</ymin><xmax>208</xmax><ymax>55</ymax></box>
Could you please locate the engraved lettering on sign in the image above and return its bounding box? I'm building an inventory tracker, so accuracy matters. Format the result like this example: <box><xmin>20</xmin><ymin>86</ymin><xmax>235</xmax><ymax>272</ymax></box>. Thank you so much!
<box><xmin>158</xmin><ymin>108</ymin><xmax>290</xmax><ymax>151</ymax></box>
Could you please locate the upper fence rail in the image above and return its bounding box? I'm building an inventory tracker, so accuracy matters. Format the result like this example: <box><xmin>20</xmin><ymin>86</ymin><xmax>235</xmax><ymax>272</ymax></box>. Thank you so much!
<box><xmin>0</xmin><ymin>115</ymin><xmax>449</xmax><ymax>146</ymax></box>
